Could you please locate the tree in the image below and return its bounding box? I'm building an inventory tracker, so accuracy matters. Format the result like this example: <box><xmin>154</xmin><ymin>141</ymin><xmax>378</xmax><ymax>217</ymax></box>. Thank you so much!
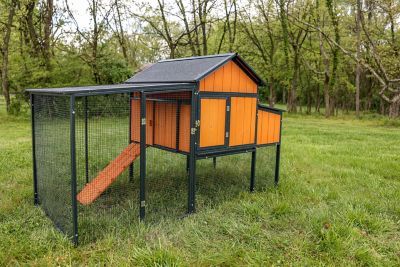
<box><xmin>1</xmin><ymin>0</ymin><xmax>17</xmax><ymax>113</ymax></box>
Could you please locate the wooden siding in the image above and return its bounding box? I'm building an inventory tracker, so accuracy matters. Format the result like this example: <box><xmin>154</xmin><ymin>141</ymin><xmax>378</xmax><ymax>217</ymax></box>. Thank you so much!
<box><xmin>199</xmin><ymin>61</ymin><xmax>257</xmax><ymax>93</ymax></box>
<box><xmin>131</xmin><ymin>99</ymin><xmax>191</xmax><ymax>152</ymax></box>
<box><xmin>199</xmin><ymin>98</ymin><xmax>226</xmax><ymax>147</ymax></box>
<box><xmin>178</xmin><ymin>104</ymin><xmax>191</xmax><ymax>152</ymax></box>
<box><xmin>229</xmin><ymin>97</ymin><xmax>257</xmax><ymax>146</ymax></box>
<box><xmin>154</xmin><ymin>102</ymin><xmax>177</xmax><ymax>149</ymax></box>
<box><xmin>131</xmin><ymin>99</ymin><xmax>154</xmax><ymax>145</ymax></box>
<box><xmin>256</xmin><ymin>110</ymin><xmax>281</xmax><ymax>144</ymax></box>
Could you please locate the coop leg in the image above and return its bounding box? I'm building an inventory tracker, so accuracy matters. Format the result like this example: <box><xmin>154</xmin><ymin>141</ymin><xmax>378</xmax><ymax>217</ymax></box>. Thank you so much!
<box><xmin>139</xmin><ymin>92</ymin><xmax>146</xmax><ymax>220</ymax></box>
<box><xmin>186</xmin><ymin>155</ymin><xmax>190</xmax><ymax>173</ymax></box>
<box><xmin>188</xmin><ymin>156</ymin><xmax>196</xmax><ymax>213</ymax></box>
<box><xmin>250</xmin><ymin>150</ymin><xmax>256</xmax><ymax>192</ymax></box>
<box><xmin>274</xmin><ymin>144</ymin><xmax>281</xmax><ymax>186</ymax></box>
<box><xmin>213</xmin><ymin>157</ymin><xmax>216</xmax><ymax>169</ymax></box>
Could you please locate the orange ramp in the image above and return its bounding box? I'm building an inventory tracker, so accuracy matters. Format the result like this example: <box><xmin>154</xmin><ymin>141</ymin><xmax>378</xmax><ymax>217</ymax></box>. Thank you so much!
<box><xmin>77</xmin><ymin>143</ymin><xmax>141</xmax><ymax>205</ymax></box>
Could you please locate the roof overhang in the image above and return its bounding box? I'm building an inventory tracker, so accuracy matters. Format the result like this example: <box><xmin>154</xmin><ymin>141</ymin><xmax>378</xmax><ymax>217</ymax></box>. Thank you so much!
<box><xmin>26</xmin><ymin>83</ymin><xmax>196</xmax><ymax>96</ymax></box>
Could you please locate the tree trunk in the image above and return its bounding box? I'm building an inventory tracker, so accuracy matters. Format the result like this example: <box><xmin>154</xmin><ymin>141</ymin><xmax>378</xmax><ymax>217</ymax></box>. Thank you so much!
<box><xmin>380</xmin><ymin>98</ymin><xmax>385</xmax><ymax>115</ymax></box>
<box><xmin>288</xmin><ymin>50</ymin><xmax>299</xmax><ymax>113</ymax></box>
<box><xmin>355</xmin><ymin>0</ymin><xmax>362</xmax><ymax>118</ymax></box>
<box><xmin>43</xmin><ymin>0</ymin><xmax>54</xmax><ymax>71</ymax></box>
<box><xmin>269</xmin><ymin>81</ymin><xmax>275</xmax><ymax>107</ymax></box>
<box><xmin>388</xmin><ymin>100</ymin><xmax>400</xmax><ymax>118</ymax></box>
<box><xmin>1</xmin><ymin>0</ymin><xmax>17</xmax><ymax>113</ymax></box>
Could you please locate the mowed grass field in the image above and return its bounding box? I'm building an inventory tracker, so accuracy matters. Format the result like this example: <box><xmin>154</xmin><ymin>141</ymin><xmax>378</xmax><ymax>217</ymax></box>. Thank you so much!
<box><xmin>1</xmin><ymin>96</ymin><xmax>400</xmax><ymax>266</ymax></box>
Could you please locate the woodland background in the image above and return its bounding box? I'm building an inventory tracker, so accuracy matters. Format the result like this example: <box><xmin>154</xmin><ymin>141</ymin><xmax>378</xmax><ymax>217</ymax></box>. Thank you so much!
<box><xmin>0</xmin><ymin>0</ymin><xmax>399</xmax><ymax>117</ymax></box>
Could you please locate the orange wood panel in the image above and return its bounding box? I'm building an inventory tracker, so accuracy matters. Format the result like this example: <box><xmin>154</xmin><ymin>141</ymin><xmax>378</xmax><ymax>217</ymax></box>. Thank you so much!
<box><xmin>223</xmin><ymin>61</ymin><xmax>232</xmax><ymax>92</ymax></box>
<box><xmin>257</xmin><ymin>109</ymin><xmax>281</xmax><ymax>145</ymax></box>
<box><xmin>199</xmin><ymin>60</ymin><xmax>257</xmax><ymax>93</ymax></box>
<box><xmin>273</xmin><ymin>113</ymin><xmax>281</xmax><ymax>142</ymax></box>
<box><xmin>205</xmin><ymin>72</ymin><xmax>215</xmax><ymax>91</ymax></box>
<box><xmin>131</xmin><ymin>99</ymin><xmax>154</xmax><ymax>145</ymax></box>
<box><xmin>179</xmin><ymin>104</ymin><xmax>191</xmax><ymax>152</ymax></box>
<box><xmin>154</xmin><ymin>102</ymin><xmax>178</xmax><ymax>149</ymax></box>
<box><xmin>77</xmin><ymin>143</ymin><xmax>141</xmax><ymax>205</ymax></box>
<box><xmin>199</xmin><ymin>98</ymin><xmax>226</xmax><ymax>147</ymax></box>
<box><xmin>229</xmin><ymin>97</ymin><xmax>257</xmax><ymax>146</ymax></box>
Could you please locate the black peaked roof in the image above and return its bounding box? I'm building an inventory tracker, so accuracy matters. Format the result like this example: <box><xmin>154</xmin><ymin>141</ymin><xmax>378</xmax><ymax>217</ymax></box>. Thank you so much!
<box><xmin>125</xmin><ymin>53</ymin><xmax>265</xmax><ymax>86</ymax></box>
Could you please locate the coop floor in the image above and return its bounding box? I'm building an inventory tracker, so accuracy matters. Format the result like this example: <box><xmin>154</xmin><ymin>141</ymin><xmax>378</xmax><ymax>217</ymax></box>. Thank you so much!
<box><xmin>1</xmin><ymin>103</ymin><xmax>400</xmax><ymax>265</ymax></box>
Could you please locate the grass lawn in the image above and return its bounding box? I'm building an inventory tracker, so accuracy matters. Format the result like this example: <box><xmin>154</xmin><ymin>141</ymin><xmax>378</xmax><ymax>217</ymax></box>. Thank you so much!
<box><xmin>0</xmin><ymin>96</ymin><xmax>400</xmax><ymax>265</ymax></box>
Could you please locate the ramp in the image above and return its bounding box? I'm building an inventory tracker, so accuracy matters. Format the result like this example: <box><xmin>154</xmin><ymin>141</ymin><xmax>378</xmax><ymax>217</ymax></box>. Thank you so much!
<box><xmin>77</xmin><ymin>143</ymin><xmax>141</xmax><ymax>205</ymax></box>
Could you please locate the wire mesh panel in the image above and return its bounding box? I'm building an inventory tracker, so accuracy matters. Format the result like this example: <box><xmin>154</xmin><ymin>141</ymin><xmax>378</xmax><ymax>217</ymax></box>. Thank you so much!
<box><xmin>74</xmin><ymin>94</ymin><xmax>137</xmax><ymax>243</ymax></box>
<box><xmin>255</xmin><ymin>145</ymin><xmax>277</xmax><ymax>190</ymax></box>
<box><xmin>144</xmin><ymin>91</ymin><xmax>192</xmax><ymax>220</ymax></box>
<box><xmin>33</xmin><ymin>94</ymin><xmax>73</xmax><ymax>236</ymax></box>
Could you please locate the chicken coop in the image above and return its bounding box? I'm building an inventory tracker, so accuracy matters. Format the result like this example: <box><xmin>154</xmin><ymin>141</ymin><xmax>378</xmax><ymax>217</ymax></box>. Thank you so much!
<box><xmin>28</xmin><ymin>53</ymin><xmax>284</xmax><ymax>245</ymax></box>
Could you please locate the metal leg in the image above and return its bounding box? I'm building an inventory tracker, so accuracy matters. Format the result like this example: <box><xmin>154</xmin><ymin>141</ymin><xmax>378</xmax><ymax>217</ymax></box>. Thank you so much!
<box><xmin>250</xmin><ymin>150</ymin><xmax>256</xmax><ymax>192</ymax></box>
<box><xmin>70</xmin><ymin>96</ymin><xmax>78</xmax><ymax>246</ymax></box>
<box><xmin>186</xmin><ymin>156</ymin><xmax>190</xmax><ymax>173</ymax></box>
<box><xmin>213</xmin><ymin>157</ymin><xmax>216</xmax><ymax>169</ymax></box>
<box><xmin>188</xmin><ymin>156</ymin><xmax>196</xmax><ymax>213</ymax></box>
<box><xmin>31</xmin><ymin>94</ymin><xmax>38</xmax><ymax>205</ymax></box>
<box><xmin>139</xmin><ymin>92</ymin><xmax>146</xmax><ymax>220</ymax></box>
<box><xmin>188</xmin><ymin>89</ymin><xmax>197</xmax><ymax>214</ymax></box>
<box><xmin>274</xmin><ymin>144</ymin><xmax>281</xmax><ymax>186</ymax></box>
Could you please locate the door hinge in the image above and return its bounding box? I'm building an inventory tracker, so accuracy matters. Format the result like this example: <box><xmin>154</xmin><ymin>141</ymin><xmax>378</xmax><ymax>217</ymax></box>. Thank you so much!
<box><xmin>191</xmin><ymin>127</ymin><xmax>197</xmax><ymax>135</ymax></box>
<box><xmin>226</xmin><ymin>132</ymin><xmax>229</xmax><ymax>138</ymax></box>
<box><xmin>227</xmin><ymin>105</ymin><xmax>230</xmax><ymax>112</ymax></box>
<box><xmin>141</xmin><ymin>118</ymin><xmax>146</xmax><ymax>125</ymax></box>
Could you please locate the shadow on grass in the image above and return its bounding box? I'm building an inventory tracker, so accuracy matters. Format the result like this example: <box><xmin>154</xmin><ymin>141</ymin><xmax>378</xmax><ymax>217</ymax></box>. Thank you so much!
<box><xmin>76</xmin><ymin>147</ymin><xmax>276</xmax><ymax>244</ymax></box>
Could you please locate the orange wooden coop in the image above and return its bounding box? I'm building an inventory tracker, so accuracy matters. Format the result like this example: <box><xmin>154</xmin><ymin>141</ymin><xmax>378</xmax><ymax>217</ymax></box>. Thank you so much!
<box><xmin>28</xmin><ymin>53</ymin><xmax>283</xmax><ymax>245</ymax></box>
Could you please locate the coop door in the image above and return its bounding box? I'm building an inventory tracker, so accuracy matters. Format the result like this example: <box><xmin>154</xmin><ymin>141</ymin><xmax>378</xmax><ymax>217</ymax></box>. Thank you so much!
<box><xmin>199</xmin><ymin>98</ymin><xmax>227</xmax><ymax>148</ymax></box>
<box><xmin>229</xmin><ymin>97</ymin><xmax>257</xmax><ymax>146</ymax></box>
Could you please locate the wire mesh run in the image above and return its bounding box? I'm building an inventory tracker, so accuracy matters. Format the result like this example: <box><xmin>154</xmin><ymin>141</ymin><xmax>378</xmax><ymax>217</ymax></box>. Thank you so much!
<box><xmin>31</xmin><ymin>89</ymin><xmax>280</xmax><ymax>245</ymax></box>
<box><xmin>33</xmin><ymin>95</ymin><xmax>72</xmax><ymax>235</ymax></box>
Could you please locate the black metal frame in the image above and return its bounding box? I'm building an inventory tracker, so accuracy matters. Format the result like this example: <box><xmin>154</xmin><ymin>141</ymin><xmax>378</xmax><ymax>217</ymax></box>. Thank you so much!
<box><xmin>140</xmin><ymin>91</ymin><xmax>146</xmax><ymax>219</ymax></box>
<box><xmin>30</xmin><ymin>94</ymin><xmax>38</xmax><ymax>205</ymax></box>
<box><xmin>28</xmin><ymin>80</ymin><xmax>283</xmax><ymax>246</ymax></box>
<box><xmin>70</xmin><ymin>96</ymin><xmax>79</xmax><ymax>246</ymax></box>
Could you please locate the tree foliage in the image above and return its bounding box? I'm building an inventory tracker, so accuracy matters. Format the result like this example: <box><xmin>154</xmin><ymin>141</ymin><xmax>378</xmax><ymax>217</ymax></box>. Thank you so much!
<box><xmin>0</xmin><ymin>0</ymin><xmax>399</xmax><ymax>117</ymax></box>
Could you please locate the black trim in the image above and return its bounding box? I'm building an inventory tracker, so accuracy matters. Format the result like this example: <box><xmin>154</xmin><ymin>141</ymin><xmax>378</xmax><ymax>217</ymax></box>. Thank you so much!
<box><xmin>27</xmin><ymin>84</ymin><xmax>196</xmax><ymax>96</ymax></box>
<box><xmin>257</xmin><ymin>104</ymin><xmax>285</xmax><ymax>114</ymax></box>
<box><xmin>31</xmin><ymin>94</ymin><xmax>38</xmax><ymax>205</ymax></box>
<box><xmin>196</xmin><ymin>144</ymin><xmax>256</xmax><ymax>157</ymax></box>
<box><xmin>196</xmin><ymin>146</ymin><xmax>256</xmax><ymax>159</ymax></box>
<box><xmin>188</xmin><ymin>87</ymin><xmax>198</xmax><ymax>213</ymax></box>
<box><xmin>70</xmin><ymin>96</ymin><xmax>78</xmax><ymax>246</ymax></box>
<box><xmin>200</xmin><ymin>92</ymin><xmax>258</xmax><ymax>98</ymax></box>
<box><xmin>84</xmin><ymin>96</ymin><xmax>89</xmax><ymax>184</ymax></box>
<box><xmin>233</xmin><ymin>54</ymin><xmax>266</xmax><ymax>86</ymax></box>
<box><xmin>152</xmin><ymin>144</ymin><xmax>189</xmax><ymax>155</ymax></box>
<box><xmin>224</xmin><ymin>97</ymin><xmax>231</xmax><ymax>146</ymax></box>
<box><xmin>194</xmin><ymin>53</ymin><xmax>236</xmax><ymax>82</ymax></box>
<box><xmin>129</xmin><ymin>94</ymin><xmax>134</xmax><ymax>182</ymax></box>
<box><xmin>139</xmin><ymin>92</ymin><xmax>146</xmax><ymax>219</ymax></box>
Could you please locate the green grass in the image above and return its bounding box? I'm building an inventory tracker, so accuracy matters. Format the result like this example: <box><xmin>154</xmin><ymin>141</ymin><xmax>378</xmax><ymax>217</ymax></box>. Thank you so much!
<box><xmin>1</xmin><ymin>98</ymin><xmax>400</xmax><ymax>265</ymax></box>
